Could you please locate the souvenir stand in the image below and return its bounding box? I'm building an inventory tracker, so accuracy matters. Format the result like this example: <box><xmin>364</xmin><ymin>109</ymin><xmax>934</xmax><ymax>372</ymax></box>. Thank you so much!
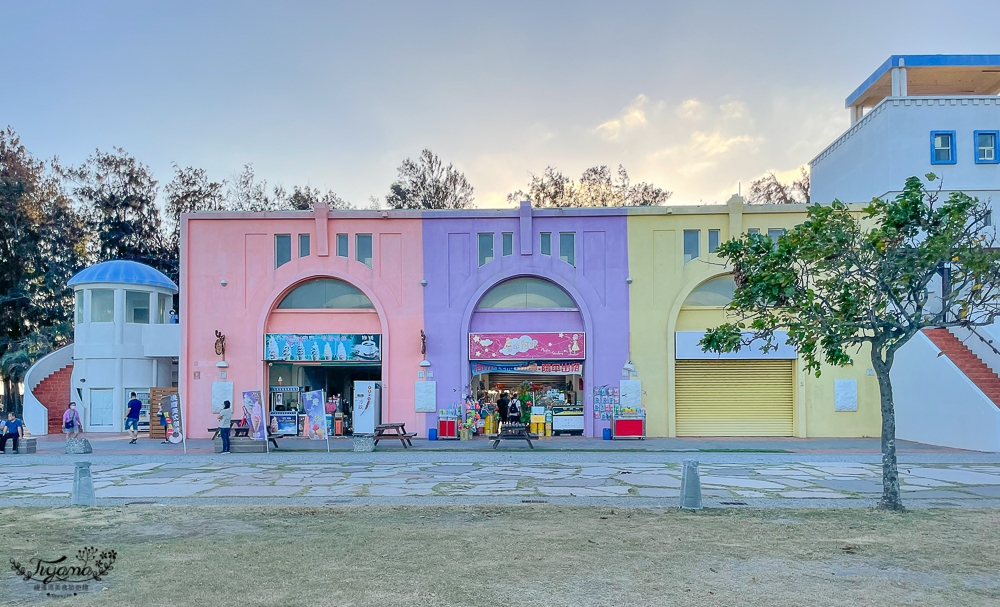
<box><xmin>611</xmin><ymin>380</ymin><xmax>645</xmax><ymax>439</ymax></box>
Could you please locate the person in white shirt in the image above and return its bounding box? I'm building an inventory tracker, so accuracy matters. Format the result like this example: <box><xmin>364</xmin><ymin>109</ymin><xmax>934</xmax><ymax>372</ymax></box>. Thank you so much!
<box><xmin>217</xmin><ymin>401</ymin><xmax>233</xmax><ymax>453</ymax></box>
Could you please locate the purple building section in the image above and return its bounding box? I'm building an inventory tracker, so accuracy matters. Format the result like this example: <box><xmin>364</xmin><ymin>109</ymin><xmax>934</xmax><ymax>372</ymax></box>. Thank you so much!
<box><xmin>421</xmin><ymin>202</ymin><xmax>630</xmax><ymax>438</ymax></box>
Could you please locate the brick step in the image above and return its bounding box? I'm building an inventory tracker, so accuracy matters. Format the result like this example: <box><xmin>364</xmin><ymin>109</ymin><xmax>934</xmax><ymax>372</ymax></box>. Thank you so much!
<box><xmin>923</xmin><ymin>329</ymin><xmax>1000</xmax><ymax>410</ymax></box>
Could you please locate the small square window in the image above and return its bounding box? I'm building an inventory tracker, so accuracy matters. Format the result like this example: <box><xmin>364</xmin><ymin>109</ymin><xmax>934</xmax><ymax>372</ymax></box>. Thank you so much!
<box><xmin>540</xmin><ymin>233</ymin><xmax>551</xmax><ymax>256</ymax></box>
<box><xmin>708</xmin><ymin>229</ymin><xmax>720</xmax><ymax>253</ymax></box>
<box><xmin>275</xmin><ymin>234</ymin><xmax>291</xmax><ymax>268</ymax></box>
<box><xmin>559</xmin><ymin>233</ymin><xmax>575</xmax><ymax>267</ymax></box>
<box><xmin>478</xmin><ymin>233</ymin><xmax>494</xmax><ymax>267</ymax></box>
<box><xmin>91</xmin><ymin>290</ymin><xmax>114</xmax><ymax>323</ymax></box>
<box><xmin>75</xmin><ymin>291</ymin><xmax>83</xmax><ymax>324</ymax></box>
<box><xmin>767</xmin><ymin>228</ymin><xmax>786</xmax><ymax>243</ymax></box>
<box><xmin>126</xmin><ymin>291</ymin><xmax>150</xmax><ymax>324</ymax></box>
<box><xmin>336</xmin><ymin>234</ymin><xmax>348</xmax><ymax>257</ymax></box>
<box><xmin>683</xmin><ymin>230</ymin><xmax>700</xmax><ymax>264</ymax></box>
<box><xmin>985</xmin><ymin>210</ymin><xmax>993</xmax><ymax>227</ymax></box>
<box><xmin>748</xmin><ymin>228</ymin><xmax>760</xmax><ymax>237</ymax></box>
<box><xmin>356</xmin><ymin>234</ymin><xmax>373</xmax><ymax>268</ymax></box>
<box><xmin>975</xmin><ymin>131</ymin><xmax>999</xmax><ymax>164</ymax></box>
<box><xmin>502</xmin><ymin>233</ymin><xmax>513</xmax><ymax>256</ymax></box>
<box><xmin>298</xmin><ymin>234</ymin><xmax>310</xmax><ymax>258</ymax></box>
<box><xmin>931</xmin><ymin>131</ymin><xmax>956</xmax><ymax>165</ymax></box>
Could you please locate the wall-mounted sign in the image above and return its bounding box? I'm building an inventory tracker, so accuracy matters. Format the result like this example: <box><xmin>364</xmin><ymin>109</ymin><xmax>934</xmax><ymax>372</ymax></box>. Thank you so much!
<box><xmin>265</xmin><ymin>334</ymin><xmax>381</xmax><ymax>362</ymax></box>
<box><xmin>469</xmin><ymin>332</ymin><xmax>585</xmax><ymax>361</ymax></box>
<box><xmin>471</xmin><ymin>361</ymin><xmax>583</xmax><ymax>376</ymax></box>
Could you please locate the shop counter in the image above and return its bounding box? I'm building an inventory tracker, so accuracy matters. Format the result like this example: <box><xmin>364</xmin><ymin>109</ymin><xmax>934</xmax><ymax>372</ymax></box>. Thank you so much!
<box><xmin>612</xmin><ymin>415</ymin><xmax>645</xmax><ymax>439</ymax></box>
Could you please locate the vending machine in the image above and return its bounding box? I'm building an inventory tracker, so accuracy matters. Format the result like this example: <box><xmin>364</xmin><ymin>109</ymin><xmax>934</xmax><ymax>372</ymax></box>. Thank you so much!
<box><xmin>352</xmin><ymin>381</ymin><xmax>382</xmax><ymax>434</ymax></box>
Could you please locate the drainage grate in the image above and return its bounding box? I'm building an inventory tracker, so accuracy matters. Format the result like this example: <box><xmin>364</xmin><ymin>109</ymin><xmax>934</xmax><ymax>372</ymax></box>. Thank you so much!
<box><xmin>522</xmin><ymin>500</ymin><xmax>548</xmax><ymax>504</ymax></box>
<box><xmin>719</xmin><ymin>501</ymin><xmax>748</xmax><ymax>506</ymax></box>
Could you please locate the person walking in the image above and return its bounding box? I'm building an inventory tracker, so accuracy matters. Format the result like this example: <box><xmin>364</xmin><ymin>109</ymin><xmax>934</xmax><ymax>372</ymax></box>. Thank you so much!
<box><xmin>507</xmin><ymin>397</ymin><xmax>521</xmax><ymax>424</ymax></box>
<box><xmin>62</xmin><ymin>403</ymin><xmax>82</xmax><ymax>439</ymax></box>
<box><xmin>217</xmin><ymin>400</ymin><xmax>233</xmax><ymax>454</ymax></box>
<box><xmin>125</xmin><ymin>392</ymin><xmax>142</xmax><ymax>444</ymax></box>
<box><xmin>0</xmin><ymin>412</ymin><xmax>24</xmax><ymax>454</ymax></box>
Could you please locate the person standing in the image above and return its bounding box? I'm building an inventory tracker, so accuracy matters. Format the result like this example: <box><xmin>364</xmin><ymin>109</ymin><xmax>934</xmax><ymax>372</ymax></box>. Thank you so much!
<box><xmin>62</xmin><ymin>403</ymin><xmax>83</xmax><ymax>439</ymax></box>
<box><xmin>507</xmin><ymin>397</ymin><xmax>521</xmax><ymax>424</ymax></box>
<box><xmin>125</xmin><ymin>392</ymin><xmax>142</xmax><ymax>444</ymax></box>
<box><xmin>217</xmin><ymin>400</ymin><xmax>232</xmax><ymax>454</ymax></box>
<box><xmin>496</xmin><ymin>392</ymin><xmax>509</xmax><ymax>426</ymax></box>
<box><xmin>0</xmin><ymin>412</ymin><xmax>24</xmax><ymax>454</ymax></box>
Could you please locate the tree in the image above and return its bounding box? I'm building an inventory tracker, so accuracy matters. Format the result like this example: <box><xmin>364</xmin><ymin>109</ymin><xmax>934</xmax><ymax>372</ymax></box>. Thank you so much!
<box><xmin>281</xmin><ymin>185</ymin><xmax>352</xmax><ymax>211</ymax></box>
<box><xmin>700</xmin><ymin>176</ymin><xmax>1000</xmax><ymax>511</ymax></box>
<box><xmin>746</xmin><ymin>167</ymin><xmax>810</xmax><ymax>205</ymax></box>
<box><xmin>57</xmin><ymin>148</ymin><xmax>171</xmax><ymax>279</ymax></box>
<box><xmin>507</xmin><ymin>164</ymin><xmax>671</xmax><ymax>207</ymax></box>
<box><xmin>0</xmin><ymin>128</ymin><xmax>86</xmax><ymax>413</ymax></box>
<box><xmin>385</xmin><ymin>149</ymin><xmax>474</xmax><ymax>210</ymax></box>
<box><xmin>164</xmin><ymin>163</ymin><xmax>226</xmax><ymax>274</ymax></box>
<box><xmin>224</xmin><ymin>164</ymin><xmax>283</xmax><ymax>212</ymax></box>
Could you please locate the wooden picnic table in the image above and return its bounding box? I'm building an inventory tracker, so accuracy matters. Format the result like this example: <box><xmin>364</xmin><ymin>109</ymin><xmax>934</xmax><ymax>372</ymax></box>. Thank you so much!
<box><xmin>488</xmin><ymin>423</ymin><xmax>537</xmax><ymax>449</ymax></box>
<box><xmin>373</xmin><ymin>423</ymin><xmax>417</xmax><ymax>448</ymax></box>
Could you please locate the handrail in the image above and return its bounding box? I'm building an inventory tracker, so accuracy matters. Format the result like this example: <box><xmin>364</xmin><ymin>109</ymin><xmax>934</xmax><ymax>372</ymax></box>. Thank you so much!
<box><xmin>966</xmin><ymin>326</ymin><xmax>1000</xmax><ymax>358</ymax></box>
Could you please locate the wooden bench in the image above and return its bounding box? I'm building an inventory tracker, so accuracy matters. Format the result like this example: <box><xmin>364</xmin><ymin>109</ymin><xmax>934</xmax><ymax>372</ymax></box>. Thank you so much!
<box><xmin>209</xmin><ymin>425</ymin><xmax>279</xmax><ymax>450</ymax></box>
<box><xmin>373</xmin><ymin>423</ymin><xmax>416</xmax><ymax>448</ymax></box>
<box><xmin>488</xmin><ymin>424</ymin><xmax>537</xmax><ymax>449</ymax></box>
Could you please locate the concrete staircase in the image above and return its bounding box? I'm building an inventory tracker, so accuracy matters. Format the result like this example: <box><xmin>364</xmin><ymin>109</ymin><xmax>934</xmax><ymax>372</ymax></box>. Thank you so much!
<box><xmin>922</xmin><ymin>329</ymin><xmax>1000</xmax><ymax>409</ymax></box>
<box><xmin>32</xmin><ymin>365</ymin><xmax>74</xmax><ymax>434</ymax></box>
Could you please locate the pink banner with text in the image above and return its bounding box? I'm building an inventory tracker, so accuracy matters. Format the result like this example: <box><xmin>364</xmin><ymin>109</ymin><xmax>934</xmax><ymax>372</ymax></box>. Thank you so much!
<box><xmin>469</xmin><ymin>332</ymin><xmax>585</xmax><ymax>360</ymax></box>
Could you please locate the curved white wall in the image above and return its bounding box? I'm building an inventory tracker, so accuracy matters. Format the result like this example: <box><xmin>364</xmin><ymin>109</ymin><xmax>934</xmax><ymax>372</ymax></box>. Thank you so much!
<box><xmin>22</xmin><ymin>343</ymin><xmax>75</xmax><ymax>436</ymax></box>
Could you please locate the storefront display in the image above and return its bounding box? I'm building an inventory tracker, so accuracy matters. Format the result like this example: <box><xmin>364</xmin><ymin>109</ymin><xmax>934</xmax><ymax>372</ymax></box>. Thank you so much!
<box><xmin>265</xmin><ymin>333</ymin><xmax>382</xmax><ymax>362</ymax></box>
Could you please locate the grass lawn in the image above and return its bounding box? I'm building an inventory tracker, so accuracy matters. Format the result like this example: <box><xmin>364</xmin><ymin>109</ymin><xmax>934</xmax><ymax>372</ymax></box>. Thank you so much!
<box><xmin>3</xmin><ymin>505</ymin><xmax>1000</xmax><ymax>606</ymax></box>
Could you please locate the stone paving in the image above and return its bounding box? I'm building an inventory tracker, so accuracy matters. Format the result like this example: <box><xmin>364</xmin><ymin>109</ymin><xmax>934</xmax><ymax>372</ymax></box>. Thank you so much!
<box><xmin>4</xmin><ymin>460</ymin><xmax>1000</xmax><ymax>504</ymax></box>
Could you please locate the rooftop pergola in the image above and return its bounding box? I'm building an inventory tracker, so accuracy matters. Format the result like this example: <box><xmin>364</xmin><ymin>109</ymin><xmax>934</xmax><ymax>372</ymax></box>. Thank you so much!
<box><xmin>847</xmin><ymin>55</ymin><xmax>1000</xmax><ymax>124</ymax></box>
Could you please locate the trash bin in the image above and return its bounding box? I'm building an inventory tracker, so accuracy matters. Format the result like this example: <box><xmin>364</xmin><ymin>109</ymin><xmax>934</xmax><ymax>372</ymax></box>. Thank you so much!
<box><xmin>428</xmin><ymin>428</ymin><xmax>438</xmax><ymax>441</ymax></box>
<box><xmin>603</xmin><ymin>427</ymin><xmax>612</xmax><ymax>440</ymax></box>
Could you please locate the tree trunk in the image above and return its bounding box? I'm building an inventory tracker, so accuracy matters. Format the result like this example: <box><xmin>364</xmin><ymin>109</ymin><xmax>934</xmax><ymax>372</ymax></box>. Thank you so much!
<box><xmin>871</xmin><ymin>350</ymin><xmax>904</xmax><ymax>511</ymax></box>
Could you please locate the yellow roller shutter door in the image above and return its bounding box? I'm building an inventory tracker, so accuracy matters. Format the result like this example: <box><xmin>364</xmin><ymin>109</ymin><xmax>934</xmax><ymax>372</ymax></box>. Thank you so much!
<box><xmin>675</xmin><ymin>360</ymin><xmax>794</xmax><ymax>436</ymax></box>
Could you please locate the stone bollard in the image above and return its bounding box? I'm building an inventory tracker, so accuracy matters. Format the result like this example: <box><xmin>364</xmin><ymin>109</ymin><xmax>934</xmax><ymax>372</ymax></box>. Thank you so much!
<box><xmin>65</xmin><ymin>438</ymin><xmax>93</xmax><ymax>454</ymax></box>
<box><xmin>71</xmin><ymin>461</ymin><xmax>96</xmax><ymax>506</ymax></box>
<box><xmin>679</xmin><ymin>459</ymin><xmax>703</xmax><ymax>511</ymax></box>
<box><xmin>352</xmin><ymin>434</ymin><xmax>375</xmax><ymax>452</ymax></box>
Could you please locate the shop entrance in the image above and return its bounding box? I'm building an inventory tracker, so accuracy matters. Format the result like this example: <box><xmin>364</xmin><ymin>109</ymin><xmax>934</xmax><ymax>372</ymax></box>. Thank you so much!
<box><xmin>267</xmin><ymin>362</ymin><xmax>381</xmax><ymax>435</ymax></box>
<box><xmin>472</xmin><ymin>369</ymin><xmax>584</xmax><ymax>436</ymax></box>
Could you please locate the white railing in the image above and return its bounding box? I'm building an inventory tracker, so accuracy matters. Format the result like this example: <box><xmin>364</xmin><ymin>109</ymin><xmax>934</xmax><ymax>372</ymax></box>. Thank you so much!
<box><xmin>22</xmin><ymin>343</ymin><xmax>75</xmax><ymax>436</ymax></box>
<box><xmin>950</xmin><ymin>325</ymin><xmax>1000</xmax><ymax>376</ymax></box>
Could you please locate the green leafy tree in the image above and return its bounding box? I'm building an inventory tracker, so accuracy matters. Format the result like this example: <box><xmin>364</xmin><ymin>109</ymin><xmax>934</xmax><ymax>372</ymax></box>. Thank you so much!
<box><xmin>746</xmin><ymin>168</ymin><xmax>810</xmax><ymax>205</ymax></box>
<box><xmin>281</xmin><ymin>185</ymin><xmax>352</xmax><ymax>211</ymax></box>
<box><xmin>507</xmin><ymin>164</ymin><xmax>671</xmax><ymax>207</ymax></box>
<box><xmin>0</xmin><ymin>128</ymin><xmax>86</xmax><ymax>412</ymax></box>
<box><xmin>58</xmin><ymin>148</ymin><xmax>171</xmax><ymax>279</ymax></box>
<box><xmin>700</xmin><ymin>176</ymin><xmax>1000</xmax><ymax>511</ymax></box>
<box><xmin>163</xmin><ymin>163</ymin><xmax>226</xmax><ymax>279</ymax></box>
<box><xmin>385</xmin><ymin>149</ymin><xmax>474</xmax><ymax>210</ymax></box>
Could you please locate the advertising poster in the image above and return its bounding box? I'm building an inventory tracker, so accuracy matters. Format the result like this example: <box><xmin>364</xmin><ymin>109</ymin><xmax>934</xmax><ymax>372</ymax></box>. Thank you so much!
<box><xmin>469</xmin><ymin>333</ymin><xmax>585</xmax><ymax>360</ymax></box>
<box><xmin>302</xmin><ymin>390</ymin><xmax>327</xmax><ymax>440</ymax></box>
<box><xmin>270</xmin><ymin>413</ymin><xmax>298</xmax><ymax>435</ymax></box>
<box><xmin>265</xmin><ymin>333</ymin><xmax>381</xmax><ymax>362</ymax></box>
<box><xmin>242</xmin><ymin>390</ymin><xmax>267</xmax><ymax>441</ymax></box>
<box><xmin>471</xmin><ymin>361</ymin><xmax>582</xmax><ymax>376</ymax></box>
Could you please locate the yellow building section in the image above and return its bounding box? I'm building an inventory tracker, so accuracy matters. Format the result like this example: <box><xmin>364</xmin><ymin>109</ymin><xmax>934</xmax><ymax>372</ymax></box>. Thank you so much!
<box><xmin>626</xmin><ymin>195</ymin><xmax>883</xmax><ymax>438</ymax></box>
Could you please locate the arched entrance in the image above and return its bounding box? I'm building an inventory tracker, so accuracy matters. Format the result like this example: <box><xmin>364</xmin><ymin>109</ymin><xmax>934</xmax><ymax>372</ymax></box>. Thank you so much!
<box><xmin>463</xmin><ymin>276</ymin><xmax>589</xmax><ymax>436</ymax></box>
<box><xmin>257</xmin><ymin>273</ymin><xmax>389</xmax><ymax>435</ymax></box>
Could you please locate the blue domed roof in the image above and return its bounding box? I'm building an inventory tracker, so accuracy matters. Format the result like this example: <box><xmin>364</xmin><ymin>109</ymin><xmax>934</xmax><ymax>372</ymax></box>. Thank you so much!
<box><xmin>68</xmin><ymin>260</ymin><xmax>177</xmax><ymax>292</ymax></box>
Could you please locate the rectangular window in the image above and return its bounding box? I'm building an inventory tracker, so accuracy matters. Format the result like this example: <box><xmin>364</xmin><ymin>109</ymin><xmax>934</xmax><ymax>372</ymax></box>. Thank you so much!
<box><xmin>336</xmin><ymin>233</ymin><xmax>348</xmax><ymax>257</ymax></box>
<box><xmin>126</xmin><ymin>291</ymin><xmax>150</xmax><ymax>324</ymax></box>
<box><xmin>975</xmin><ymin>130</ymin><xmax>999</xmax><ymax>164</ymax></box>
<box><xmin>748</xmin><ymin>228</ymin><xmax>760</xmax><ymax>236</ymax></box>
<box><xmin>559</xmin><ymin>232</ymin><xmax>575</xmax><ymax>266</ymax></box>
<box><xmin>540</xmin><ymin>232</ymin><xmax>551</xmax><ymax>255</ymax></box>
<box><xmin>298</xmin><ymin>234</ymin><xmax>310</xmax><ymax>257</ymax></box>
<box><xmin>75</xmin><ymin>291</ymin><xmax>83</xmax><ymax>324</ymax></box>
<box><xmin>157</xmin><ymin>293</ymin><xmax>170</xmax><ymax>324</ymax></box>
<box><xmin>502</xmin><ymin>232</ymin><xmax>513</xmax><ymax>256</ymax></box>
<box><xmin>986</xmin><ymin>210</ymin><xmax>993</xmax><ymax>227</ymax></box>
<box><xmin>768</xmin><ymin>228</ymin><xmax>786</xmax><ymax>243</ymax></box>
<box><xmin>931</xmin><ymin>131</ymin><xmax>956</xmax><ymax>164</ymax></box>
<box><xmin>356</xmin><ymin>234</ymin><xmax>373</xmax><ymax>268</ymax></box>
<box><xmin>89</xmin><ymin>388</ymin><xmax>114</xmax><ymax>427</ymax></box>
<box><xmin>275</xmin><ymin>234</ymin><xmax>292</xmax><ymax>268</ymax></box>
<box><xmin>683</xmin><ymin>230</ymin><xmax>700</xmax><ymax>264</ymax></box>
<box><xmin>478</xmin><ymin>233</ymin><xmax>494</xmax><ymax>267</ymax></box>
<box><xmin>91</xmin><ymin>290</ymin><xmax>114</xmax><ymax>323</ymax></box>
<box><xmin>708</xmin><ymin>229</ymin><xmax>720</xmax><ymax>253</ymax></box>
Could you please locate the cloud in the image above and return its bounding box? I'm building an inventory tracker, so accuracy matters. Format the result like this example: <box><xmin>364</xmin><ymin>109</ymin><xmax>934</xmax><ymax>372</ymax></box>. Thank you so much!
<box><xmin>596</xmin><ymin>94</ymin><xmax>648</xmax><ymax>140</ymax></box>
<box><xmin>675</xmin><ymin>99</ymin><xmax>705</xmax><ymax>120</ymax></box>
<box><xmin>720</xmin><ymin>100</ymin><xmax>748</xmax><ymax>120</ymax></box>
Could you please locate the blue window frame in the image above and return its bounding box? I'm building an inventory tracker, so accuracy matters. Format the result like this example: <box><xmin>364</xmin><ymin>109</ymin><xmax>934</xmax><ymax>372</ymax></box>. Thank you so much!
<box><xmin>974</xmin><ymin>130</ymin><xmax>1000</xmax><ymax>164</ymax></box>
<box><xmin>930</xmin><ymin>131</ymin><xmax>956</xmax><ymax>165</ymax></box>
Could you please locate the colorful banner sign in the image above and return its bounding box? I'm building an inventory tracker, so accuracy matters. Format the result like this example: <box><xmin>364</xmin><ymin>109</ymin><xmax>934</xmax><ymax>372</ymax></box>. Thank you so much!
<box><xmin>302</xmin><ymin>390</ymin><xmax>327</xmax><ymax>440</ymax></box>
<box><xmin>469</xmin><ymin>332</ymin><xmax>584</xmax><ymax>360</ymax></box>
<box><xmin>471</xmin><ymin>361</ymin><xmax>583</xmax><ymax>376</ymax></box>
<box><xmin>265</xmin><ymin>334</ymin><xmax>381</xmax><ymax>362</ymax></box>
<box><xmin>242</xmin><ymin>390</ymin><xmax>267</xmax><ymax>441</ymax></box>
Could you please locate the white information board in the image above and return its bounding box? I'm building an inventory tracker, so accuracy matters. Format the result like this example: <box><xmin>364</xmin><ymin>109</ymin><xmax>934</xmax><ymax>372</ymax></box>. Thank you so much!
<box><xmin>212</xmin><ymin>381</ymin><xmax>234</xmax><ymax>414</ymax></box>
<box><xmin>834</xmin><ymin>379</ymin><xmax>858</xmax><ymax>412</ymax></box>
<box><xmin>415</xmin><ymin>381</ymin><xmax>437</xmax><ymax>413</ymax></box>
<box><xmin>619</xmin><ymin>380</ymin><xmax>643</xmax><ymax>412</ymax></box>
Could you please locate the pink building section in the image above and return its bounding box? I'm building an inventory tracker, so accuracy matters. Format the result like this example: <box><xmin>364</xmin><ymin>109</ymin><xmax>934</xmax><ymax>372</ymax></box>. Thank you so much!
<box><xmin>180</xmin><ymin>205</ymin><xmax>425</xmax><ymax>439</ymax></box>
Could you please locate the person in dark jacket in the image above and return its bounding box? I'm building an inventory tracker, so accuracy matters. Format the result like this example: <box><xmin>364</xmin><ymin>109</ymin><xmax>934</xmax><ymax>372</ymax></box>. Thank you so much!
<box><xmin>496</xmin><ymin>393</ymin><xmax>509</xmax><ymax>424</ymax></box>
